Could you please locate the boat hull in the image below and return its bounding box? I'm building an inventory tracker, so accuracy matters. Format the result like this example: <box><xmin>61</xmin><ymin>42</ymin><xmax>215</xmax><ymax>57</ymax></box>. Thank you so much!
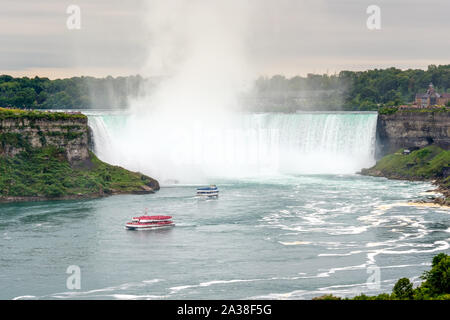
<box><xmin>125</xmin><ymin>221</ymin><xmax>175</xmax><ymax>231</ymax></box>
<box><xmin>125</xmin><ymin>224</ymin><xmax>175</xmax><ymax>231</ymax></box>
<box><xmin>196</xmin><ymin>193</ymin><xmax>219</xmax><ymax>197</ymax></box>
<box><xmin>196</xmin><ymin>191</ymin><xmax>219</xmax><ymax>197</ymax></box>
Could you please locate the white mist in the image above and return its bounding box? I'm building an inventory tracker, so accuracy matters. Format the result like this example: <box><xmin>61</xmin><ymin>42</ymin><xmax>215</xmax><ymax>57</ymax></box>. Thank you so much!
<box><xmin>91</xmin><ymin>0</ymin><xmax>255</xmax><ymax>184</ymax></box>
<box><xmin>88</xmin><ymin>1</ymin><xmax>378</xmax><ymax>184</ymax></box>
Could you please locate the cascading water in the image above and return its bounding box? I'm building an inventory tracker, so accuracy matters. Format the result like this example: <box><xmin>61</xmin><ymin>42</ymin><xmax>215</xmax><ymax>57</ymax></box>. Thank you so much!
<box><xmin>88</xmin><ymin>111</ymin><xmax>378</xmax><ymax>184</ymax></box>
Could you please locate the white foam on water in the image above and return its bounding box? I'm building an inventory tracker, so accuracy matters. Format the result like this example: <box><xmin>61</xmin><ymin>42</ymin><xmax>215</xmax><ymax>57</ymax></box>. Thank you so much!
<box><xmin>169</xmin><ymin>278</ymin><xmax>266</xmax><ymax>295</ymax></box>
<box><xmin>272</xmin><ymin>224</ymin><xmax>368</xmax><ymax>235</ymax></box>
<box><xmin>12</xmin><ymin>295</ymin><xmax>37</xmax><ymax>300</ymax></box>
<box><xmin>246</xmin><ymin>263</ymin><xmax>433</xmax><ymax>300</ymax></box>
<box><xmin>246</xmin><ymin>290</ymin><xmax>308</xmax><ymax>300</ymax></box>
<box><xmin>318</xmin><ymin>250</ymin><xmax>364</xmax><ymax>257</ymax></box>
<box><xmin>109</xmin><ymin>294</ymin><xmax>166</xmax><ymax>300</ymax></box>
<box><xmin>27</xmin><ymin>279</ymin><xmax>164</xmax><ymax>300</ymax></box>
<box><xmin>168</xmin><ymin>273</ymin><xmax>338</xmax><ymax>296</ymax></box>
<box><xmin>315</xmin><ymin>263</ymin><xmax>367</xmax><ymax>278</ymax></box>
<box><xmin>247</xmin><ymin>277</ymin><xmax>404</xmax><ymax>300</ymax></box>
<box><xmin>279</xmin><ymin>241</ymin><xmax>311</xmax><ymax>246</ymax></box>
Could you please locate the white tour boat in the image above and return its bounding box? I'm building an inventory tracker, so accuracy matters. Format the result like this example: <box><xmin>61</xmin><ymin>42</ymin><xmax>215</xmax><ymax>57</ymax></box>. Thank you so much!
<box><xmin>196</xmin><ymin>185</ymin><xmax>219</xmax><ymax>197</ymax></box>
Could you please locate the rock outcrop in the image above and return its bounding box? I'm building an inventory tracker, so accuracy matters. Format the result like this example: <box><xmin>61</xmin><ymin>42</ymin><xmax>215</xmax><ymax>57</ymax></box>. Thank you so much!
<box><xmin>0</xmin><ymin>109</ymin><xmax>160</xmax><ymax>202</ymax></box>
<box><xmin>0</xmin><ymin>115</ymin><xmax>90</xmax><ymax>164</ymax></box>
<box><xmin>376</xmin><ymin>110</ymin><xmax>450</xmax><ymax>158</ymax></box>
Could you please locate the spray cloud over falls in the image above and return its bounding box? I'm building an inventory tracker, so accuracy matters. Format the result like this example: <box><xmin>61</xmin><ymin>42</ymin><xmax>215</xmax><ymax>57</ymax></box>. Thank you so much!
<box><xmin>90</xmin><ymin>0</ymin><xmax>259</xmax><ymax>183</ymax></box>
<box><xmin>89</xmin><ymin>1</ymin><xmax>378</xmax><ymax>184</ymax></box>
<box><xmin>137</xmin><ymin>0</ymin><xmax>252</xmax><ymax>116</ymax></box>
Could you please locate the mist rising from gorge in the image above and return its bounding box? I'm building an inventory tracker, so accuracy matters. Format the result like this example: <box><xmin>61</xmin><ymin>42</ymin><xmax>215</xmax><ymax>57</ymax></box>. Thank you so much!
<box><xmin>130</xmin><ymin>0</ymin><xmax>253</xmax><ymax>116</ymax></box>
<box><xmin>83</xmin><ymin>1</ymin><xmax>381</xmax><ymax>183</ymax></box>
<box><xmin>90</xmin><ymin>0</ymin><xmax>258</xmax><ymax>183</ymax></box>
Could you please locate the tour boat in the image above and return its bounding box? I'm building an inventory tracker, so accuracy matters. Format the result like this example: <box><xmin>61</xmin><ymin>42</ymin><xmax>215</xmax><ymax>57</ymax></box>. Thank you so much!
<box><xmin>196</xmin><ymin>184</ymin><xmax>219</xmax><ymax>197</ymax></box>
<box><xmin>125</xmin><ymin>214</ymin><xmax>175</xmax><ymax>230</ymax></box>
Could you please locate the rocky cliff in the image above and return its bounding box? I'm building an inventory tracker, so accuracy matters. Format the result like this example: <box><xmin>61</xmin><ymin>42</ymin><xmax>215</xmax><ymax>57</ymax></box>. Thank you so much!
<box><xmin>0</xmin><ymin>108</ymin><xmax>159</xmax><ymax>202</ymax></box>
<box><xmin>376</xmin><ymin>110</ymin><xmax>450</xmax><ymax>158</ymax></box>
<box><xmin>0</xmin><ymin>111</ymin><xmax>90</xmax><ymax>164</ymax></box>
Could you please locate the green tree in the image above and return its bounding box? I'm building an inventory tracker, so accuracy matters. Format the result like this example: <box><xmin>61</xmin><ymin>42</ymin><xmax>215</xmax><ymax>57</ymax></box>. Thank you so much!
<box><xmin>13</xmin><ymin>88</ymin><xmax>37</xmax><ymax>108</ymax></box>
<box><xmin>392</xmin><ymin>278</ymin><xmax>414</xmax><ymax>299</ymax></box>
<box><xmin>420</xmin><ymin>253</ymin><xmax>450</xmax><ymax>295</ymax></box>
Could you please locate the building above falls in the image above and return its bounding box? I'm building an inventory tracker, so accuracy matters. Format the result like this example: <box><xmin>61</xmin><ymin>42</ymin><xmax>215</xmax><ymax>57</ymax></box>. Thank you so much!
<box><xmin>415</xmin><ymin>83</ymin><xmax>450</xmax><ymax>107</ymax></box>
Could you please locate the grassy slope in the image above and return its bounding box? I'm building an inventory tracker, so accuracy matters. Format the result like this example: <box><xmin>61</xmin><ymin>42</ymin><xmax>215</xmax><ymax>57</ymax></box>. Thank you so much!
<box><xmin>361</xmin><ymin>145</ymin><xmax>450</xmax><ymax>187</ymax></box>
<box><xmin>0</xmin><ymin>146</ymin><xmax>157</xmax><ymax>199</ymax></box>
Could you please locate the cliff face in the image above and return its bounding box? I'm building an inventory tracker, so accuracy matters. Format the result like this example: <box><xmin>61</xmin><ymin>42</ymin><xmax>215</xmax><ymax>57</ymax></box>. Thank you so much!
<box><xmin>0</xmin><ymin>117</ymin><xmax>90</xmax><ymax>164</ymax></box>
<box><xmin>376</xmin><ymin>111</ymin><xmax>450</xmax><ymax>158</ymax></box>
<box><xmin>0</xmin><ymin>109</ymin><xmax>160</xmax><ymax>202</ymax></box>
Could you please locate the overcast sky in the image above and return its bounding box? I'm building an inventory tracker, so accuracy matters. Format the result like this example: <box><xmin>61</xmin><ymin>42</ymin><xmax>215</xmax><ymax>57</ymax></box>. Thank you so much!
<box><xmin>0</xmin><ymin>0</ymin><xmax>449</xmax><ymax>79</ymax></box>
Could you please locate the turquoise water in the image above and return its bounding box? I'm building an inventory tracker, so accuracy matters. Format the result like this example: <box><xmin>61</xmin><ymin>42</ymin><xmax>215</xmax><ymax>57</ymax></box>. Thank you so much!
<box><xmin>1</xmin><ymin>175</ymin><xmax>449</xmax><ymax>300</ymax></box>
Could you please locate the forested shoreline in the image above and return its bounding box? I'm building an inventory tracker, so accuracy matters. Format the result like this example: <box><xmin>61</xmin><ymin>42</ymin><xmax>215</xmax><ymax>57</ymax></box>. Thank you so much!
<box><xmin>0</xmin><ymin>74</ymin><xmax>150</xmax><ymax>110</ymax></box>
<box><xmin>1</xmin><ymin>65</ymin><xmax>449</xmax><ymax>111</ymax></box>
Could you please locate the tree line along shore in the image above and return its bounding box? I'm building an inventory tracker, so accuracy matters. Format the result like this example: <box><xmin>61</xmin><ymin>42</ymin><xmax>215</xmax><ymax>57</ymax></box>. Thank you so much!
<box><xmin>0</xmin><ymin>65</ymin><xmax>449</xmax><ymax>112</ymax></box>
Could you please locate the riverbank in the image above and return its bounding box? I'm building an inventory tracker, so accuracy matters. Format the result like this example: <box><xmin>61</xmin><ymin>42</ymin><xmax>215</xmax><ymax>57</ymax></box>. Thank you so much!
<box><xmin>360</xmin><ymin>145</ymin><xmax>450</xmax><ymax>206</ymax></box>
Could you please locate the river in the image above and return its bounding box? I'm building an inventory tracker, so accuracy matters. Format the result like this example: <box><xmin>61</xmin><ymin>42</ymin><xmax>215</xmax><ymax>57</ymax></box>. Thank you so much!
<box><xmin>0</xmin><ymin>111</ymin><xmax>448</xmax><ymax>299</ymax></box>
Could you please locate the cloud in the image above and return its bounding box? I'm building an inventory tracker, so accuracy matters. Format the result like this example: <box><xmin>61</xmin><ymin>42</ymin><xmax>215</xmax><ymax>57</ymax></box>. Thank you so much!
<box><xmin>0</xmin><ymin>0</ymin><xmax>448</xmax><ymax>78</ymax></box>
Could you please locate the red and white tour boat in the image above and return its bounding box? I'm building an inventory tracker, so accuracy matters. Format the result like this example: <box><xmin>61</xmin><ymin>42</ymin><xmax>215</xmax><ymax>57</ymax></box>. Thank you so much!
<box><xmin>125</xmin><ymin>212</ymin><xmax>175</xmax><ymax>230</ymax></box>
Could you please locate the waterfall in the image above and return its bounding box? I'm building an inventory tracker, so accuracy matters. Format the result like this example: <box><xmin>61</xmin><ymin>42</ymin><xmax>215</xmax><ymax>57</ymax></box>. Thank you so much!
<box><xmin>88</xmin><ymin>112</ymin><xmax>378</xmax><ymax>184</ymax></box>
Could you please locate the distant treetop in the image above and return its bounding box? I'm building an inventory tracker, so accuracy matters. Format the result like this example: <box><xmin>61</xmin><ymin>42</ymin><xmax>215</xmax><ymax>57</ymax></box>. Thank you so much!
<box><xmin>1</xmin><ymin>64</ymin><xmax>449</xmax><ymax>112</ymax></box>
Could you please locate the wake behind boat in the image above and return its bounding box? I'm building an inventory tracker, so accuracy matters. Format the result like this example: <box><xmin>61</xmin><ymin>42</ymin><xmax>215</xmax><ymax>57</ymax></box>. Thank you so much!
<box><xmin>196</xmin><ymin>184</ymin><xmax>219</xmax><ymax>197</ymax></box>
